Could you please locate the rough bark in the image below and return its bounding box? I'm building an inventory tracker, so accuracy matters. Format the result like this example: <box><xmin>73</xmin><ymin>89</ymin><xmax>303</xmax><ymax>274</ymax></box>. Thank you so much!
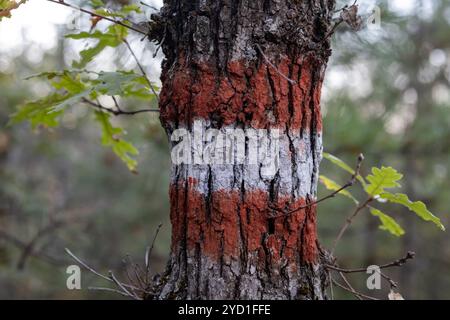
<box><xmin>152</xmin><ymin>0</ymin><xmax>336</xmax><ymax>300</ymax></box>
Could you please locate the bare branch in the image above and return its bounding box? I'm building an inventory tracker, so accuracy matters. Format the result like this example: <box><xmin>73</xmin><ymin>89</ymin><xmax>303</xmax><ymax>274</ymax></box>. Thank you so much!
<box><xmin>88</xmin><ymin>286</ymin><xmax>133</xmax><ymax>298</ymax></box>
<box><xmin>325</xmin><ymin>251</ymin><xmax>416</xmax><ymax>274</ymax></box>
<box><xmin>140</xmin><ymin>1</ymin><xmax>158</xmax><ymax>11</ymax></box>
<box><xmin>109</xmin><ymin>270</ymin><xmax>142</xmax><ymax>300</ymax></box>
<box><xmin>65</xmin><ymin>248</ymin><xmax>148</xmax><ymax>294</ymax></box>
<box><xmin>331</xmin><ymin>196</ymin><xmax>373</xmax><ymax>254</ymax></box>
<box><xmin>331</xmin><ymin>278</ymin><xmax>378</xmax><ymax>301</ymax></box>
<box><xmin>123</xmin><ymin>39</ymin><xmax>160</xmax><ymax>101</ymax></box>
<box><xmin>145</xmin><ymin>223</ymin><xmax>163</xmax><ymax>284</ymax></box>
<box><xmin>81</xmin><ymin>97</ymin><xmax>159</xmax><ymax>116</ymax></box>
<box><xmin>338</xmin><ymin>272</ymin><xmax>363</xmax><ymax>300</ymax></box>
<box><xmin>46</xmin><ymin>0</ymin><xmax>147</xmax><ymax>36</ymax></box>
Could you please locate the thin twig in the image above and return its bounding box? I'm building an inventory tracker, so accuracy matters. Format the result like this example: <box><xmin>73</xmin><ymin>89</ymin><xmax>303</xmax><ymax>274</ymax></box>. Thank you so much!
<box><xmin>152</xmin><ymin>25</ymin><xmax>166</xmax><ymax>56</ymax></box>
<box><xmin>81</xmin><ymin>97</ymin><xmax>159</xmax><ymax>115</ymax></box>
<box><xmin>124</xmin><ymin>255</ymin><xmax>146</xmax><ymax>290</ymax></box>
<box><xmin>66</xmin><ymin>248</ymin><xmax>116</xmax><ymax>283</ymax></box>
<box><xmin>46</xmin><ymin>0</ymin><xmax>147</xmax><ymax>35</ymax></box>
<box><xmin>256</xmin><ymin>44</ymin><xmax>297</xmax><ymax>85</ymax></box>
<box><xmin>329</xmin><ymin>265</ymin><xmax>398</xmax><ymax>289</ymax></box>
<box><xmin>321</xmin><ymin>18</ymin><xmax>344</xmax><ymax>43</ymax></box>
<box><xmin>329</xmin><ymin>271</ymin><xmax>334</xmax><ymax>300</ymax></box>
<box><xmin>109</xmin><ymin>270</ymin><xmax>142</xmax><ymax>300</ymax></box>
<box><xmin>380</xmin><ymin>270</ymin><xmax>398</xmax><ymax>289</ymax></box>
<box><xmin>338</xmin><ymin>272</ymin><xmax>363</xmax><ymax>300</ymax></box>
<box><xmin>65</xmin><ymin>248</ymin><xmax>148</xmax><ymax>293</ymax></box>
<box><xmin>140</xmin><ymin>1</ymin><xmax>159</xmax><ymax>11</ymax></box>
<box><xmin>123</xmin><ymin>39</ymin><xmax>160</xmax><ymax>101</ymax></box>
<box><xmin>331</xmin><ymin>278</ymin><xmax>378</xmax><ymax>301</ymax></box>
<box><xmin>325</xmin><ymin>251</ymin><xmax>416</xmax><ymax>274</ymax></box>
<box><xmin>88</xmin><ymin>286</ymin><xmax>133</xmax><ymax>297</ymax></box>
<box><xmin>324</xmin><ymin>0</ymin><xmax>360</xmax><ymax>42</ymax></box>
<box><xmin>331</xmin><ymin>196</ymin><xmax>373</xmax><ymax>254</ymax></box>
<box><xmin>122</xmin><ymin>258</ymin><xmax>140</xmax><ymax>296</ymax></box>
<box><xmin>145</xmin><ymin>223</ymin><xmax>163</xmax><ymax>284</ymax></box>
<box><xmin>269</xmin><ymin>154</ymin><xmax>364</xmax><ymax>218</ymax></box>
<box><xmin>111</xmin><ymin>96</ymin><xmax>123</xmax><ymax>113</ymax></box>
<box><xmin>333</xmin><ymin>0</ymin><xmax>358</xmax><ymax>13</ymax></box>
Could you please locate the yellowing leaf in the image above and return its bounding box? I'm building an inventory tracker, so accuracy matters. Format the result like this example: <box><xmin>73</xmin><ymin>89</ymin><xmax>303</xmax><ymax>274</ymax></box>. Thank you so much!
<box><xmin>370</xmin><ymin>208</ymin><xmax>405</xmax><ymax>237</ymax></box>
<box><xmin>319</xmin><ymin>175</ymin><xmax>358</xmax><ymax>204</ymax></box>
<box><xmin>381</xmin><ymin>192</ymin><xmax>445</xmax><ymax>231</ymax></box>
<box><xmin>323</xmin><ymin>153</ymin><xmax>366</xmax><ymax>186</ymax></box>
<box><xmin>365</xmin><ymin>166</ymin><xmax>403</xmax><ymax>197</ymax></box>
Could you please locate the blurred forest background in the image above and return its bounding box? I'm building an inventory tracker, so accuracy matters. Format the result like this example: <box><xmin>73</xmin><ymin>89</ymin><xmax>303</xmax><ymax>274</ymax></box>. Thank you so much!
<box><xmin>1</xmin><ymin>0</ymin><xmax>449</xmax><ymax>299</ymax></box>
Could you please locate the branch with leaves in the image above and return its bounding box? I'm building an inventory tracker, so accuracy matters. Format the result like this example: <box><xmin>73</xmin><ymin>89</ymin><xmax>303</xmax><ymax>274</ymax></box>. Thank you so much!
<box><xmin>6</xmin><ymin>0</ymin><xmax>164</xmax><ymax>172</ymax></box>
<box><xmin>47</xmin><ymin>0</ymin><xmax>146</xmax><ymax>35</ymax></box>
<box><xmin>318</xmin><ymin>152</ymin><xmax>444</xmax><ymax>299</ymax></box>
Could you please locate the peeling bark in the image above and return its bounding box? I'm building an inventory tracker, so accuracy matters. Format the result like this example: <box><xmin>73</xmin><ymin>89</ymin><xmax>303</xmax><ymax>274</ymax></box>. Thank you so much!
<box><xmin>152</xmin><ymin>0</ymin><xmax>336</xmax><ymax>300</ymax></box>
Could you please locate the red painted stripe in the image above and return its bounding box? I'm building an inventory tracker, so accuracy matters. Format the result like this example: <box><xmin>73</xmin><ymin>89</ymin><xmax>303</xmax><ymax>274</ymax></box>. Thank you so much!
<box><xmin>169</xmin><ymin>182</ymin><xmax>318</xmax><ymax>266</ymax></box>
<box><xmin>160</xmin><ymin>56</ymin><xmax>323</xmax><ymax>131</ymax></box>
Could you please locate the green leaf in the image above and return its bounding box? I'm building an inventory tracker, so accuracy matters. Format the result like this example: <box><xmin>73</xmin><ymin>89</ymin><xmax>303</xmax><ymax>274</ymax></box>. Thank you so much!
<box><xmin>52</xmin><ymin>90</ymin><xmax>92</xmax><ymax>112</ymax></box>
<box><xmin>319</xmin><ymin>175</ymin><xmax>358</xmax><ymax>204</ymax></box>
<box><xmin>94</xmin><ymin>5</ymin><xmax>141</xmax><ymax>19</ymax></box>
<box><xmin>91</xmin><ymin>71</ymin><xmax>158</xmax><ymax>99</ymax></box>
<box><xmin>66</xmin><ymin>24</ymin><xmax>128</xmax><ymax>68</ymax></box>
<box><xmin>381</xmin><ymin>192</ymin><xmax>445</xmax><ymax>231</ymax></box>
<box><xmin>323</xmin><ymin>153</ymin><xmax>366</xmax><ymax>186</ymax></box>
<box><xmin>121</xmin><ymin>4</ymin><xmax>142</xmax><ymax>15</ymax></box>
<box><xmin>365</xmin><ymin>166</ymin><xmax>403</xmax><ymax>197</ymax></box>
<box><xmin>90</xmin><ymin>0</ymin><xmax>105</xmax><ymax>8</ymax></box>
<box><xmin>9</xmin><ymin>93</ymin><xmax>66</xmax><ymax>129</ymax></box>
<box><xmin>94</xmin><ymin>111</ymin><xmax>139</xmax><ymax>172</ymax></box>
<box><xmin>10</xmin><ymin>71</ymin><xmax>93</xmax><ymax>127</ymax></box>
<box><xmin>370</xmin><ymin>208</ymin><xmax>405</xmax><ymax>237</ymax></box>
<box><xmin>93</xmin><ymin>71</ymin><xmax>143</xmax><ymax>96</ymax></box>
<box><xmin>50</xmin><ymin>71</ymin><xmax>87</xmax><ymax>94</ymax></box>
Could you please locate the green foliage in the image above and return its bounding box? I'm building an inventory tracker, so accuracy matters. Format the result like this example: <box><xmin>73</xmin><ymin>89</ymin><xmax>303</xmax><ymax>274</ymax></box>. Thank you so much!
<box><xmin>380</xmin><ymin>193</ymin><xmax>445</xmax><ymax>231</ymax></box>
<box><xmin>8</xmin><ymin>93</ymin><xmax>65</xmax><ymax>129</ymax></box>
<box><xmin>10</xmin><ymin>69</ymin><xmax>156</xmax><ymax>170</ymax></box>
<box><xmin>66</xmin><ymin>24</ymin><xmax>128</xmax><ymax>68</ymax></box>
<box><xmin>5</xmin><ymin>0</ymin><xmax>158</xmax><ymax>172</ymax></box>
<box><xmin>370</xmin><ymin>208</ymin><xmax>405</xmax><ymax>237</ymax></box>
<box><xmin>365</xmin><ymin>167</ymin><xmax>403</xmax><ymax>197</ymax></box>
<box><xmin>321</xmin><ymin>153</ymin><xmax>445</xmax><ymax>237</ymax></box>
<box><xmin>94</xmin><ymin>111</ymin><xmax>139</xmax><ymax>172</ymax></box>
<box><xmin>94</xmin><ymin>4</ymin><xmax>142</xmax><ymax>18</ymax></box>
<box><xmin>90</xmin><ymin>0</ymin><xmax>105</xmax><ymax>8</ymax></box>
<box><xmin>92</xmin><ymin>71</ymin><xmax>156</xmax><ymax>99</ymax></box>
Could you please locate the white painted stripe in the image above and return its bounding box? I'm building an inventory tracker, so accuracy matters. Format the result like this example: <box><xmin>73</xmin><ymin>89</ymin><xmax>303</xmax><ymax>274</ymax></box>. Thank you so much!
<box><xmin>168</xmin><ymin>120</ymin><xmax>322</xmax><ymax>199</ymax></box>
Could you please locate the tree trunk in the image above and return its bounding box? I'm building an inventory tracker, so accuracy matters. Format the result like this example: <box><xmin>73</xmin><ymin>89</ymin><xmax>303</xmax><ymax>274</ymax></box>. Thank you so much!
<box><xmin>154</xmin><ymin>0</ymin><xmax>335</xmax><ymax>300</ymax></box>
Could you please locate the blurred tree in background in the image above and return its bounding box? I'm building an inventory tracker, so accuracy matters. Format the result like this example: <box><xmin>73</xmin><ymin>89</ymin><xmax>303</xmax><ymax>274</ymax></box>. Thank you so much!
<box><xmin>320</xmin><ymin>0</ymin><xmax>450</xmax><ymax>299</ymax></box>
<box><xmin>0</xmin><ymin>0</ymin><xmax>449</xmax><ymax>299</ymax></box>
